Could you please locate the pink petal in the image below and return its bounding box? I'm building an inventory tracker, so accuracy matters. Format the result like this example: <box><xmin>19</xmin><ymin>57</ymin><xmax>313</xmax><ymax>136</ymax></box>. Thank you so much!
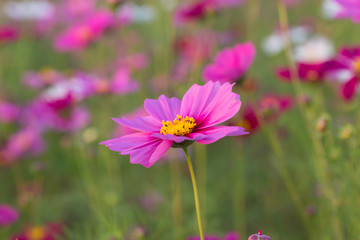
<box><xmin>340</xmin><ymin>76</ymin><xmax>358</xmax><ymax>101</ymax></box>
<box><xmin>190</xmin><ymin>126</ymin><xmax>248</xmax><ymax>144</ymax></box>
<box><xmin>151</xmin><ymin>133</ymin><xmax>205</xmax><ymax>143</ymax></box>
<box><xmin>144</xmin><ymin>95</ymin><xmax>181</xmax><ymax>121</ymax></box>
<box><xmin>112</xmin><ymin>116</ymin><xmax>161</xmax><ymax>133</ymax></box>
<box><xmin>181</xmin><ymin>81</ymin><xmax>241</xmax><ymax>129</ymax></box>
<box><xmin>100</xmin><ymin>132</ymin><xmax>172</xmax><ymax>168</ymax></box>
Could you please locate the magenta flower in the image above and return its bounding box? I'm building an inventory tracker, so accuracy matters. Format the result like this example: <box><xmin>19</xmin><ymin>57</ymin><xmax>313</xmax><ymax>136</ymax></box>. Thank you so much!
<box><xmin>101</xmin><ymin>81</ymin><xmax>247</xmax><ymax>167</ymax></box>
<box><xmin>276</xmin><ymin>62</ymin><xmax>330</xmax><ymax>83</ymax></box>
<box><xmin>11</xmin><ymin>222</ymin><xmax>63</xmax><ymax>240</ymax></box>
<box><xmin>173</xmin><ymin>0</ymin><xmax>209</xmax><ymax>25</ymax></box>
<box><xmin>248</xmin><ymin>230</ymin><xmax>271</xmax><ymax>240</ymax></box>
<box><xmin>203</xmin><ymin>42</ymin><xmax>256</xmax><ymax>83</ymax></box>
<box><xmin>335</xmin><ymin>0</ymin><xmax>360</xmax><ymax>23</ymax></box>
<box><xmin>174</xmin><ymin>0</ymin><xmax>246</xmax><ymax>25</ymax></box>
<box><xmin>0</xmin><ymin>26</ymin><xmax>19</xmax><ymax>44</ymax></box>
<box><xmin>235</xmin><ymin>105</ymin><xmax>260</xmax><ymax>133</ymax></box>
<box><xmin>0</xmin><ymin>204</ymin><xmax>19</xmax><ymax>227</ymax></box>
<box><xmin>326</xmin><ymin>46</ymin><xmax>360</xmax><ymax>101</ymax></box>
<box><xmin>54</xmin><ymin>10</ymin><xmax>114</xmax><ymax>52</ymax></box>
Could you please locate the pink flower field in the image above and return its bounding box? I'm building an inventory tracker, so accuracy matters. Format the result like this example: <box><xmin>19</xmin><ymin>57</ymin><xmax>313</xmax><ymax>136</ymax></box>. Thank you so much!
<box><xmin>0</xmin><ymin>0</ymin><xmax>359</xmax><ymax>239</ymax></box>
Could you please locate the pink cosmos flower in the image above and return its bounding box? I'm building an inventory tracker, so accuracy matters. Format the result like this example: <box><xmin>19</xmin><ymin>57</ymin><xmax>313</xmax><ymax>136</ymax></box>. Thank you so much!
<box><xmin>335</xmin><ymin>0</ymin><xmax>360</xmax><ymax>23</ymax></box>
<box><xmin>188</xmin><ymin>232</ymin><xmax>239</xmax><ymax>240</ymax></box>
<box><xmin>0</xmin><ymin>128</ymin><xmax>44</xmax><ymax>163</ymax></box>
<box><xmin>0</xmin><ymin>101</ymin><xmax>20</xmax><ymax>123</ymax></box>
<box><xmin>20</xmin><ymin>72</ymin><xmax>92</xmax><ymax>133</ymax></box>
<box><xmin>54</xmin><ymin>10</ymin><xmax>114</xmax><ymax>52</ymax></box>
<box><xmin>101</xmin><ymin>81</ymin><xmax>248</xmax><ymax>168</ymax></box>
<box><xmin>326</xmin><ymin>46</ymin><xmax>360</xmax><ymax>101</ymax></box>
<box><xmin>248</xmin><ymin>230</ymin><xmax>271</xmax><ymax>240</ymax></box>
<box><xmin>203</xmin><ymin>42</ymin><xmax>256</xmax><ymax>83</ymax></box>
<box><xmin>0</xmin><ymin>204</ymin><xmax>19</xmax><ymax>226</ymax></box>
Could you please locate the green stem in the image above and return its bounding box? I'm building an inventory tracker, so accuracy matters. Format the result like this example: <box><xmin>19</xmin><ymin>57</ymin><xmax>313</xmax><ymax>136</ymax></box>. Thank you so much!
<box><xmin>183</xmin><ymin>147</ymin><xmax>204</xmax><ymax>240</ymax></box>
<box><xmin>276</xmin><ymin>1</ymin><xmax>343</xmax><ymax>239</ymax></box>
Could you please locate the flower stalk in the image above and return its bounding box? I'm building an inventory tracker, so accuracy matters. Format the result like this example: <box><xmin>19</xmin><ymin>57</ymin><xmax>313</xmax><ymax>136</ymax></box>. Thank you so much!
<box><xmin>183</xmin><ymin>147</ymin><xmax>204</xmax><ymax>240</ymax></box>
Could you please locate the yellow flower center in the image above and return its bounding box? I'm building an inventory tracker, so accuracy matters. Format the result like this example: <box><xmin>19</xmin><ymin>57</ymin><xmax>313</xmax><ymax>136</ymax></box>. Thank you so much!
<box><xmin>354</xmin><ymin>58</ymin><xmax>360</xmax><ymax>73</ymax></box>
<box><xmin>26</xmin><ymin>226</ymin><xmax>46</xmax><ymax>240</ymax></box>
<box><xmin>306</xmin><ymin>70</ymin><xmax>319</xmax><ymax>81</ymax></box>
<box><xmin>160</xmin><ymin>115</ymin><xmax>196</xmax><ymax>136</ymax></box>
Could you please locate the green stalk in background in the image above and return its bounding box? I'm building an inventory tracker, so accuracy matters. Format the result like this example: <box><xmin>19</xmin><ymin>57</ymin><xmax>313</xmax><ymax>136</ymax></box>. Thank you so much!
<box><xmin>183</xmin><ymin>147</ymin><xmax>205</xmax><ymax>240</ymax></box>
<box><xmin>275</xmin><ymin>1</ymin><xmax>343</xmax><ymax>239</ymax></box>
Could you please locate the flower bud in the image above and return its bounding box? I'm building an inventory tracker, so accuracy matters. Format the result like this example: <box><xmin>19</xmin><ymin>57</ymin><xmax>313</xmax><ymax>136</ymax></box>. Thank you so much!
<box><xmin>315</xmin><ymin>114</ymin><xmax>329</xmax><ymax>133</ymax></box>
<box><xmin>339</xmin><ymin>124</ymin><xmax>354</xmax><ymax>140</ymax></box>
<box><xmin>248</xmin><ymin>230</ymin><xmax>271</xmax><ymax>240</ymax></box>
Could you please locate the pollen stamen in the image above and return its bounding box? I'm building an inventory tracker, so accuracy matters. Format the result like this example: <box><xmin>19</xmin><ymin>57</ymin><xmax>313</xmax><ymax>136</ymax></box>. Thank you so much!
<box><xmin>160</xmin><ymin>115</ymin><xmax>196</xmax><ymax>136</ymax></box>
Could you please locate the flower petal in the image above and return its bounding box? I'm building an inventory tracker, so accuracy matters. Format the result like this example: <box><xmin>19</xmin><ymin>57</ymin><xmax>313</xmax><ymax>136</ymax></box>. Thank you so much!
<box><xmin>144</xmin><ymin>95</ymin><xmax>181</xmax><ymax>121</ymax></box>
<box><xmin>340</xmin><ymin>76</ymin><xmax>358</xmax><ymax>101</ymax></box>
<box><xmin>191</xmin><ymin>126</ymin><xmax>248</xmax><ymax>144</ymax></box>
<box><xmin>100</xmin><ymin>132</ymin><xmax>172</xmax><ymax>168</ymax></box>
<box><xmin>112</xmin><ymin>116</ymin><xmax>161</xmax><ymax>133</ymax></box>
<box><xmin>181</xmin><ymin>81</ymin><xmax>241</xmax><ymax>129</ymax></box>
<box><xmin>151</xmin><ymin>132</ymin><xmax>205</xmax><ymax>143</ymax></box>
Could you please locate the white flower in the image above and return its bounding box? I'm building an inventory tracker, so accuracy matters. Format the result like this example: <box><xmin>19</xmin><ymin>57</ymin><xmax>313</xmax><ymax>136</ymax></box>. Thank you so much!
<box><xmin>2</xmin><ymin>0</ymin><xmax>54</xmax><ymax>21</ymax></box>
<box><xmin>294</xmin><ymin>36</ymin><xmax>334</xmax><ymax>63</ymax></box>
<box><xmin>118</xmin><ymin>3</ymin><xmax>156</xmax><ymax>23</ymax></box>
<box><xmin>262</xmin><ymin>26</ymin><xmax>311</xmax><ymax>55</ymax></box>
<box><xmin>322</xmin><ymin>0</ymin><xmax>342</xmax><ymax>19</ymax></box>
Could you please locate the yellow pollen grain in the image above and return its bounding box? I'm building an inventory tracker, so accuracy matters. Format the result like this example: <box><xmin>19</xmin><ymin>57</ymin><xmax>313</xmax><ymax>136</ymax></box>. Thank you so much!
<box><xmin>160</xmin><ymin>115</ymin><xmax>196</xmax><ymax>136</ymax></box>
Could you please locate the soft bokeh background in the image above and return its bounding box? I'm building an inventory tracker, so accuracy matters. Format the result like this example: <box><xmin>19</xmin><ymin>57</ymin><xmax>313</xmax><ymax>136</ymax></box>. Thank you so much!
<box><xmin>1</xmin><ymin>0</ymin><xmax>360</xmax><ymax>239</ymax></box>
